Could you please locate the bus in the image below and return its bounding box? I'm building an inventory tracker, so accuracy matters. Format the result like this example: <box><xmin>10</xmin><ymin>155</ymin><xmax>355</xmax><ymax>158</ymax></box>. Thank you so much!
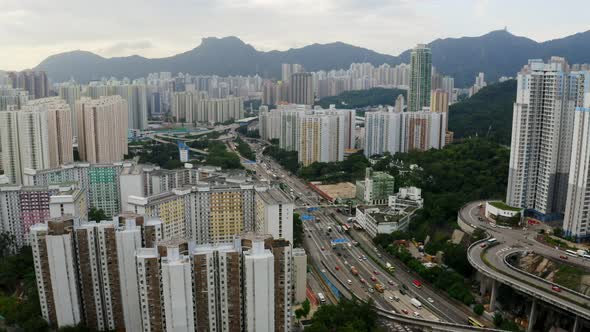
<box><xmin>467</xmin><ymin>316</ymin><xmax>484</xmax><ymax>327</ymax></box>
<box><xmin>317</xmin><ymin>292</ymin><xmax>326</xmax><ymax>304</ymax></box>
<box><xmin>412</xmin><ymin>279</ymin><xmax>422</xmax><ymax>289</ymax></box>
<box><xmin>565</xmin><ymin>249</ymin><xmax>578</xmax><ymax>257</ymax></box>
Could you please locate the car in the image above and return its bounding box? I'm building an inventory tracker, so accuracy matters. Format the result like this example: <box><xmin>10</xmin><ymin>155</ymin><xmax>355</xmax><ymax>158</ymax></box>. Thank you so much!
<box><xmin>427</xmin><ymin>297</ymin><xmax>434</xmax><ymax>304</ymax></box>
<box><xmin>373</xmin><ymin>270</ymin><xmax>380</xmax><ymax>275</ymax></box>
<box><xmin>320</xmin><ymin>246</ymin><xmax>325</xmax><ymax>251</ymax></box>
<box><xmin>377</xmin><ymin>253</ymin><xmax>383</xmax><ymax>258</ymax></box>
<box><xmin>371</xmin><ymin>276</ymin><xmax>377</xmax><ymax>281</ymax></box>
<box><xmin>401</xmin><ymin>309</ymin><xmax>409</xmax><ymax>315</ymax></box>
<box><xmin>480</xmin><ymin>243</ymin><xmax>487</xmax><ymax>248</ymax></box>
<box><xmin>552</xmin><ymin>285</ymin><xmax>561</xmax><ymax>292</ymax></box>
<box><xmin>368</xmin><ymin>287</ymin><xmax>374</xmax><ymax>293</ymax></box>
<box><xmin>347</xmin><ymin>279</ymin><xmax>352</xmax><ymax>285</ymax></box>
<box><xmin>413</xmin><ymin>311</ymin><xmax>420</xmax><ymax>317</ymax></box>
<box><xmin>335</xmin><ymin>266</ymin><xmax>340</xmax><ymax>271</ymax></box>
<box><xmin>360</xmin><ymin>278</ymin><xmax>366</xmax><ymax>284</ymax></box>
<box><xmin>388</xmin><ymin>280</ymin><xmax>395</xmax><ymax>286</ymax></box>
<box><xmin>308</xmin><ymin>235</ymin><xmax>311</xmax><ymax>238</ymax></box>
<box><xmin>388</xmin><ymin>296</ymin><xmax>394</xmax><ymax>301</ymax></box>
<box><xmin>358</xmin><ymin>255</ymin><xmax>364</xmax><ymax>260</ymax></box>
<box><xmin>559</xmin><ymin>255</ymin><xmax>568</xmax><ymax>260</ymax></box>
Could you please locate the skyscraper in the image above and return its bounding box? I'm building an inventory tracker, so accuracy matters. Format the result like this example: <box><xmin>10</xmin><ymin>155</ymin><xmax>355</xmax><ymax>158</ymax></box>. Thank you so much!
<box><xmin>0</xmin><ymin>97</ymin><xmax>73</xmax><ymax>184</ymax></box>
<box><xmin>76</xmin><ymin>96</ymin><xmax>129</xmax><ymax>163</ymax></box>
<box><xmin>30</xmin><ymin>217</ymin><xmax>82</xmax><ymax>327</ymax></box>
<box><xmin>561</xmin><ymin>72</ymin><xmax>590</xmax><ymax>238</ymax></box>
<box><xmin>507</xmin><ymin>58</ymin><xmax>579</xmax><ymax>218</ymax></box>
<box><xmin>430</xmin><ymin>89</ymin><xmax>449</xmax><ymax>113</ymax></box>
<box><xmin>407</xmin><ymin>44</ymin><xmax>432</xmax><ymax>112</ymax></box>
<box><xmin>255</xmin><ymin>188</ymin><xmax>294</xmax><ymax>243</ymax></box>
<box><xmin>364</xmin><ymin>108</ymin><xmax>403</xmax><ymax>157</ymax></box>
<box><xmin>8</xmin><ymin>71</ymin><xmax>49</xmax><ymax>99</ymax></box>
<box><xmin>289</xmin><ymin>73</ymin><xmax>314</xmax><ymax>105</ymax></box>
<box><xmin>243</xmin><ymin>239</ymin><xmax>275</xmax><ymax>332</ymax></box>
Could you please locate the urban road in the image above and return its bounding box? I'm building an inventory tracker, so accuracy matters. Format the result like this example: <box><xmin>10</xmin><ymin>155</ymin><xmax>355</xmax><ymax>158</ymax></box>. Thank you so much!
<box><xmin>460</xmin><ymin>201</ymin><xmax>590</xmax><ymax>323</ymax></box>
<box><xmin>235</xmin><ymin>137</ymin><xmax>506</xmax><ymax>331</ymax></box>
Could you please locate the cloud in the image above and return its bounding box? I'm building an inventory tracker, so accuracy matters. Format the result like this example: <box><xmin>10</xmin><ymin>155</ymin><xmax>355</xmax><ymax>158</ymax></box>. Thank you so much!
<box><xmin>1</xmin><ymin>0</ymin><xmax>590</xmax><ymax>70</ymax></box>
<box><xmin>99</xmin><ymin>40</ymin><xmax>154</xmax><ymax>56</ymax></box>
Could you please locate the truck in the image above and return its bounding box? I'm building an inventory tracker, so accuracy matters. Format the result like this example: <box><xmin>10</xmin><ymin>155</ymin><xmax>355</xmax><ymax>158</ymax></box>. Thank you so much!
<box><xmin>374</xmin><ymin>284</ymin><xmax>385</xmax><ymax>293</ymax></box>
<box><xmin>386</xmin><ymin>262</ymin><xmax>395</xmax><ymax>272</ymax></box>
<box><xmin>317</xmin><ymin>292</ymin><xmax>326</xmax><ymax>304</ymax></box>
<box><xmin>350</xmin><ymin>266</ymin><xmax>359</xmax><ymax>276</ymax></box>
<box><xmin>410</xmin><ymin>298</ymin><xmax>422</xmax><ymax>309</ymax></box>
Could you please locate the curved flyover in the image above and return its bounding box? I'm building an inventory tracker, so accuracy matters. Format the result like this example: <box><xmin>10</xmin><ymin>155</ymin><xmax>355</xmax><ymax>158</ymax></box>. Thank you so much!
<box><xmin>462</xmin><ymin>201</ymin><xmax>590</xmax><ymax>321</ymax></box>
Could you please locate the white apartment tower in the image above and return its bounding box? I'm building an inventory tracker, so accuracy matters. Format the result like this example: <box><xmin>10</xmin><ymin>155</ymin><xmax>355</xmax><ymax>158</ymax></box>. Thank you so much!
<box><xmin>76</xmin><ymin>96</ymin><xmax>129</xmax><ymax>163</ymax></box>
<box><xmin>243</xmin><ymin>239</ymin><xmax>275</xmax><ymax>332</ymax></box>
<box><xmin>0</xmin><ymin>97</ymin><xmax>73</xmax><ymax>184</ymax></box>
<box><xmin>160</xmin><ymin>242</ymin><xmax>195</xmax><ymax>332</ymax></box>
<box><xmin>30</xmin><ymin>217</ymin><xmax>82</xmax><ymax>327</ymax></box>
<box><xmin>563</xmin><ymin>71</ymin><xmax>590</xmax><ymax>238</ymax></box>
<box><xmin>364</xmin><ymin>108</ymin><xmax>403</xmax><ymax>157</ymax></box>
<box><xmin>255</xmin><ymin>188</ymin><xmax>294</xmax><ymax>243</ymax></box>
<box><xmin>507</xmin><ymin>58</ymin><xmax>579</xmax><ymax>218</ymax></box>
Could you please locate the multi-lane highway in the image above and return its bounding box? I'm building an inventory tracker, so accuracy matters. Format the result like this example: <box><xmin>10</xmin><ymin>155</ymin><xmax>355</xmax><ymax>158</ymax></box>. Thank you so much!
<box><xmin>460</xmin><ymin>201</ymin><xmax>590</xmax><ymax>324</ymax></box>
<box><xmin>240</xmin><ymin>138</ymin><xmax>494</xmax><ymax>325</ymax></box>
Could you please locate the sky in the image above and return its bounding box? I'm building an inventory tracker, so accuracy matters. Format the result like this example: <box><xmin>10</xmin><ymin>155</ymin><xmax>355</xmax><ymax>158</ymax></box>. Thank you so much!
<box><xmin>1</xmin><ymin>0</ymin><xmax>590</xmax><ymax>70</ymax></box>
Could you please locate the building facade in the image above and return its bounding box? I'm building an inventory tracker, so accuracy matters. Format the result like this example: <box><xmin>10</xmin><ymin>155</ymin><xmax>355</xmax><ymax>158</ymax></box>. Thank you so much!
<box><xmin>407</xmin><ymin>44</ymin><xmax>432</xmax><ymax>112</ymax></box>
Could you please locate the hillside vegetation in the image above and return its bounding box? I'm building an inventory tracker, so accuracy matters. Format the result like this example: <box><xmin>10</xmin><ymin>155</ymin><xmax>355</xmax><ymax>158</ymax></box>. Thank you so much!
<box><xmin>449</xmin><ymin>80</ymin><xmax>517</xmax><ymax>145</ymax></box>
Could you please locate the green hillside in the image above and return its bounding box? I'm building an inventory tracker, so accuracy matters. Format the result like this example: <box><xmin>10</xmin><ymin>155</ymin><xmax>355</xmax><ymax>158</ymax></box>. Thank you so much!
<box><xmin>449</xmin><ymin>80</ymin><xmax>517</xmax><ymax>145</ymax></box>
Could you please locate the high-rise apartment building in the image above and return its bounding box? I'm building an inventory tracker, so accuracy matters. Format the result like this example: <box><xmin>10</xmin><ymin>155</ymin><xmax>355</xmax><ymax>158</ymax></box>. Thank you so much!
<box><xmin>86</xmin><ymin>83</ymin><xmax>148</xmax><ymax>130</ymax></box>
<box><xmin>259</xmin><ymin>106</ymin><xmax>282</xmax><ymax>141</ymax></box>
<box><xmin>430</xmin><ymin>89</ymin><xmax>449</xmax><ymax>113</ymax></box>
<box><xmin>255</xmin><ymin>188</ymin><xmax>294</xmax><ymax>243</ymax></box>
<box><xmin>407</xmin><ymin>44</ymin><xmax>432</xmax><ymax>112</ymax></box>
<box><xmin>561</xmin><ymin>73</ymin><xmax>590</xmax><ymax>238</ymax></box>
<box><xmin>127</xmin><ymin>187</ymin><xmax>191</xmax><ymax>240</ymax></box>
<box><xmin>57</xmin><ymin>83</ymin><xmax>83</xmax><ymax>136</ymax></box>
<box><xmin>289</xmin><ymin>73</ymin><xmax>314</xmax><ymax>105</ymax></box>
<box><xmin>441</xmin><ymin>76</ymin><xmax>455</xmax><ymax>104</ymax></box>
<box><xmin>281</xmin><ymin>64</ymin><xmax>304</xmax><ymax>82</ymax></box>
<box><xmin>279</xmin><ymin>105</ymin><xmax>309</xmax><ymax>151</ymax></box>
<box><xmin>0</xmin><ymin>97</ymin><xmax>73</xmax><ymax>184</ymax></box>
<box><xmin>298</xmin><ymin>110</ymin><xmax>345</xmax><ymax>166</ymax></box>
<box><xmin>243</xmin><ymin>239</ymin><xmax>275</xmax><ymax>332</ymax></box>
<box><xmin>401</xmin><ymin>110</ymin><xmax>446</xmax><ymax>151</ymax></box>
<box><xmin>192</xmin><ymin>243</ymin><xmax>242</xmax><ymax>332</ymax></box>
<box><xmin>76</xmin><ymin>96</ymin><xmax>129</xmax><ymax>164</ymax></box>
<box><xmin>8</xmin><ymin>70</ymin><xmax>49</xmax><ymax>99</ymax></box>
<box><xmin>31</xmin><ymin>214</ymin><xmax>163</xmax><ymax>330</ymax></box>
<box><xmin>507</xmin><ymin>58</ymin><xmax>579</xmax><ymax>218</ymax></box>
<box><xmin>30</xmin><ymin>217</ymin><xmax>82</xmax><ymax>327</ymax></box>
<box><xmin>364</xmin><ymin>108</ymin><xmax>403</xmax><ymax>157</ymax></box>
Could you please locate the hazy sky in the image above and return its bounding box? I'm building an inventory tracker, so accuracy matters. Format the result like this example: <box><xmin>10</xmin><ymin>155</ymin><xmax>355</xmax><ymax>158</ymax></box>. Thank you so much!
<box><xmin>2</xmin><ymin>0</ymin><xmax>589</xmax><ymax>70</ymax></box>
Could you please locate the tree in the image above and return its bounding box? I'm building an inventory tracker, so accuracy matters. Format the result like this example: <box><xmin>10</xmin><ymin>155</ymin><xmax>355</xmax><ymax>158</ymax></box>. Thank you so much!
<box><xmin>293</xmin><ymin>214</ymin><xmax>304</xmax><ymax>248</ymax></box>
<box><xmin>305</xmin><ymin>299</ymin><xmax>382</xmax><ymax>332</ymax></box>
<box><xmin>0</xmin><ymin>232</ymin><xmax>16</xmax><ymax>258</ymax></box>
<box><xmin>473</xmin><ymin>304</ymin><xmax>484</xmax><ymax>316</ymax></box>
<box><xmin>295</xmin><ymin>299</ymin><xmax>311</xmax><ymax>322</ymax></box>
<box><xmin>88</xmin><ymin>207</ymin><xmax>107</xmax><ymax>222</ymax></box>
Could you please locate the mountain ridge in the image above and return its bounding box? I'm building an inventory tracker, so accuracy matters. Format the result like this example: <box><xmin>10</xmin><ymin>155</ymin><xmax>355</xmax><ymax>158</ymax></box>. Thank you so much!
<box><xmin>31</xmin><ymin>30</ymin><xmax>590</xmax><ymax>86</ymax></box>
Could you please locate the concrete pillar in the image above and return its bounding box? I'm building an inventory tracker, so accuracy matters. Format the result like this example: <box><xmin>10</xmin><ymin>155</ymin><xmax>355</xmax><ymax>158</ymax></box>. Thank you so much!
<box><xmin>572</xmin><ymin>316</ymin><xmax>580</xmax><ymax>332</ymax></box>
<box><xmin>527</xmin><ymin>299</ymin><xmax>537</xmax><ymax>332</ymax></box>
<box><xmin>489</xmin><ymin>280</ymin><xmax>498</xmax><ymax>311</ymax></box>
<box><xmin>479</xmin><ymin>275</ymin><xmax>487</xmax><ymax>295</ymax></box>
